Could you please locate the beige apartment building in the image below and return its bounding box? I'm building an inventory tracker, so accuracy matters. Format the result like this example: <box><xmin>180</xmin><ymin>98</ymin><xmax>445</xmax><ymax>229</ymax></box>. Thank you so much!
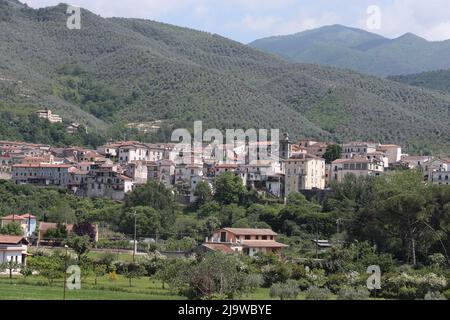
<box><xmin>284</xmin><ymin>154</ymin><xmax>326</xmax><ymax>195</ymax></box>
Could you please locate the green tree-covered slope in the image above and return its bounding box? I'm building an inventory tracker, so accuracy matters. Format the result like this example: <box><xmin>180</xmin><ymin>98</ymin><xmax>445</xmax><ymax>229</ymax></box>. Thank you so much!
<box><xmin>389</xmin><ymin>69</ymin><xmax>450</xmax><ymax>94</ymax></box>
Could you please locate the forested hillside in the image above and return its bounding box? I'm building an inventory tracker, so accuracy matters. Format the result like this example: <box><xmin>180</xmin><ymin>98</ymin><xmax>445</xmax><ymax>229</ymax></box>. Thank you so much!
<box><xmin>1</xmin><ymin>1</ymin><xmax>450</xmax><ymax>153</ymax></box>
<box><xmin>389</xmin><ymin>69</ymin><xmax>450</xmax><ymax>95</ymax></box>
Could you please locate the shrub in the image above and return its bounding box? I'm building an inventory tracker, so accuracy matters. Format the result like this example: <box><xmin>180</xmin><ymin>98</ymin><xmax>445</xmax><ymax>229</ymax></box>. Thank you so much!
<box><xmin>326</xmin><ymin>273</ymin><xmax>348</xmax><ymax>294</ymax></box>
<box><xmin>244</xmin><ymin>273</ymin><xmax>264</xmax><ymax>292</ymax></box>
<box><xmin>427</xmin><ymin>253</ymin><xmax>447</xmax><ymax>269</ymax></box>
<box><xmin>305</xmin><ymin>268</ymin><xmax>327</xmax><ymax>288</ymax></box>
<box><xmin>424</xmin><ymin>291</ymin><xmax>447</xmax><ymax>300</ymax></box>
<box><xmin>96</xmin><ymin>252</ymin><xmax>116</xmax><ymax>271</ymax></box>
<box><xmin>382</xmin><ymin>272</ymin><xmax>447</xmax><ymax>300</ymax></box>
<box><xmin>338</xmin><ymin>286</ymin><xmax>370</xmax><ymax>300</ymax></box>
<box><xmin>269</xmin><ymin>280</ymin><xmax>300</xmax><ymax>300</ymax></box>
<box><xmin>443</xmin><ymin>289</ymin><xmax>450</xmax><ymax>300</ymax></box>
<box><xmin>304</xmin><ymin>286</ymin><xmax>333</xmax><ymax>300</ymax></box>
<box><xmin>261</xmin><ymin>263</ymin><xmax>291</xmax><ymax>287</ymax></box>
<box><xmin>397</xmin><ymin>286</ymin><xmax>418</xmax><ymax>300</ymax></box>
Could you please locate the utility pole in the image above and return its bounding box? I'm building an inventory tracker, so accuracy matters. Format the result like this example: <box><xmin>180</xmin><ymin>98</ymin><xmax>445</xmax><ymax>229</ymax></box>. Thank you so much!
<box><xmin>63</xmin><ymin>245</ymin><xmax>68</xmax><ymax>301</ymax></box>
<box><xmin>133</xmin><ymin>211</ymin><xmax>137</xmax><ymax>262</ymax></box>
<box><xmin>315</xmin><ymin>223</ymin><xmax>319</xmax><ymax>260</ymax></box>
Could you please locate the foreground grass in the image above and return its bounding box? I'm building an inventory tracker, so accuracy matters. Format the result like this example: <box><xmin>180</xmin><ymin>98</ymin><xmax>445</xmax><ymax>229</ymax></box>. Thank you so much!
<box><xmin>0</xmin><ymin>275</ymin><xmax>184</xmax><ymax>300</ymax></box>
<box><xmin>0</xmin><ymin>275</ymin><xmax>283</xmax><ymax>300</ymax></box>
<box><xmin>0</xmin><ymin>275</ymin><xmax>346</xmax><ymax>300</ymax></box>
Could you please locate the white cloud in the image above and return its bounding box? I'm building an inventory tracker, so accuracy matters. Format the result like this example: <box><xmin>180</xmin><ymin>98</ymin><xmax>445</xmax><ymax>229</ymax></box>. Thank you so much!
<box><xmin>226</xmin><ymin>11</ymin><xmax>342</xmax><ymax>39</ymax></box>
<box><xmin>355</xmin><ymin>0</ymin><xmax>450</xmax><ymax>40</ymax></box>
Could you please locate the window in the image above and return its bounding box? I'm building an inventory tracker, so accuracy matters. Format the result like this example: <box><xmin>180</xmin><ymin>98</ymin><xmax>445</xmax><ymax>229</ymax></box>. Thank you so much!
<box><xmin>245</xmin><ymin>235</ymin><xmax>251</xmax><ymax>240</ymax></box>
<box><xmin>262</xmin><ymin>235</ymin><xmax>267</xmax><ymax>240</ymax></box>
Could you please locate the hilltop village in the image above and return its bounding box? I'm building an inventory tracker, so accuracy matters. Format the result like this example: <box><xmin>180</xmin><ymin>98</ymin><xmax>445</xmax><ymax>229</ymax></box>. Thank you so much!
<box><xmin>1</xmin><ymin>131</ymin><xmax>448</xmax><ymax>204</ymax></box>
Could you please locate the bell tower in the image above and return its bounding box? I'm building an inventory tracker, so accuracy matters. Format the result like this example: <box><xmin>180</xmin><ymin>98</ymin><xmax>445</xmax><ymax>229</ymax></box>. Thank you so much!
<box><xmin>280</xmin><ymin>133</ymin><xmax>291</xmax><ymax>160</ymax></box>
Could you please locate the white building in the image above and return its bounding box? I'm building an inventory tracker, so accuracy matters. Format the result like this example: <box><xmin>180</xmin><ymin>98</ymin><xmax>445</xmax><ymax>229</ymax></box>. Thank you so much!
<box><xmin>331</xmin><ymin>157</ymin><xmax>384</xmax><ymax>182</ymax></box>
<box><xmin>424</xmin><ymin>158</ymin><xmax>449</xmax><ymax>182</ymax></box>
<box><xmin>342</xmin><ymin>142</ymin><xmax>378</xmax><ymax>159</ymax></box>
<box><xmin>146</xmin><ymin>144</ymin><xmax>167</xmax><ymax>162</ymax></box>
<box><xmin>125</xmin><ymin>161</ymin><xmax>148</xmax><ymax>185</ymax></box>
<box><xmin>174</xmin><ymin>163</ymin><xmax>204</xmax><ymax>203</ymax></box>
<box><xmin>86</xmin><ymin>164</ymin><xmax>134</xmax><ymax>200</ymax></box>
<box><xmin>147</xmin><ymin>160</ymin><xmax>175</xmax><ymax>187</ymax></box>
<box><xmin>284</xmin><ymin>154</ymin><xmax>326</xmax><ymax>195</ymax></box>
<box><xmin>244</xmin><ymin>160</ymin><xmax>282</xmax><ymax>183</ymax></box>
<box><xmin>0</xmin><ymin>235</ymin><xmax>29</xmax><ymax>265</ymax></box>
<box><xmin>118</xmin><ymin>143</ymin><xmax>149</xmax><ymax>163</ymax></box>
<box><xmin>377</xmin><ymin>144</ymin><xmax>402</xmax><ymax>164</ymax></box>
<box><xmin>36</xmin><ymin>109</ymin><xmax>62</xmax><ymax>123</ymax></box>
<box><xmin>431</xmin><ymin>171</ymin><xmax>450</xmax><ymax>185</ymax></box>
<box><xmin>12</xmin><ymin>163</ymin><xmax>72</xmax><ymax>187</ymax></box>
<box><xmin>400</xmin><ymin>155</ymin><xmax>433</xmax><ymax>169</ymax></box>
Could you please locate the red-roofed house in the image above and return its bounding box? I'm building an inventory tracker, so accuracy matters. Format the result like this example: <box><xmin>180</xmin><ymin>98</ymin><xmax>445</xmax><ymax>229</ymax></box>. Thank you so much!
<box><xmin>37</xmin><ymin>222</ymin><xmax>99</xmax><ymax>244</ymax></box>
<box><xmin>0</xmin><ymin>235</ymin><xmax>29</xmax><ymax>265</ymax></box>
<box><xmin>0</xmin><ymin>214</ymin><xmax>37</xmax><ymax>237</ymax></box>
<box><xmin>205</xmin><ymin>228</ymin><xmax>288</xmax><ymax>257</ymax></box>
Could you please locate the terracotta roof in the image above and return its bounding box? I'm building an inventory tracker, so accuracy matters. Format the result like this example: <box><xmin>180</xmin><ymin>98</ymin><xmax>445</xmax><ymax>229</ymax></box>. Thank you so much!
<box><xmin>202</xmin><ymin>243</ymin><xmax>236</xmax><ymax>254</ymax></box>
<box><xmin>120</xmin><ymin>175</ymin><xmax>133</xmax><ymax>181</ymax></box>
<box><xmin>378</xmin><ymin>144</ymin><xmax>401</xmax><ymax>148</ymax></box>
<box><xmin>158</xmin><ymin>160</ymin><xmax>174</xmax><ymax>166</ymax></box>
<box><xmin>246</xmin><ymin>160</ymin><xmax>273</xmax><ymax>167</ymax></box>
<box><xmin>20</xmin><ymin>214</ymin><xmax>36</xmax><ymax>219</ymax></box>
<box><xmin>13</xmin><ymin>163</ymin><xmax>71</xmax><ymax>168</ymax></box>
<box><xmin>0</xmin><ymin>235</ymin><xmax>28</xmax><ymax>245</ymax></box>
<box><xmin>223</xmin><ymin>228</ymin><xmax>277</xmax><ymax>236</ymax></box>
<box><xmin>332</xmin><ymin>158</ymin><xmax>374</xmax><ymax>164</ymax></box>
<box><xmin>186</xmin><ymin>164</ymin><xmax>203</xmax><ymax>169</ymax></box>
<box><xmin>401</xmin><ymin>156</ymin><xmax>431</xmax><ymax>161</ymax></box>
<box><xmin>1</xmin><ymin>214</ymin><xmax>26</xmax><ymax>221</ymax></box>
<box><xmin>215</xmin><ymin>164</ymin><xmax>238</xmax><ymax>169</ymax></box>
<box><xmin>285</xmin><ymin>154</ymin><xmax>323</xmax><ymax>161</ymax></box>
<box><xmin>242</xmin><ymin>240</ymin><xmax>288</xmax><ymax>248</ymax></box>
<box><xmin>343</xmin><ymin>141</ymin><xmax>378</xmax><ymax>146</ymax></box>
<box><xmin>38</xmin><ymin>222</ymin><xmax>73</xmax><ymax>233</ymax></box>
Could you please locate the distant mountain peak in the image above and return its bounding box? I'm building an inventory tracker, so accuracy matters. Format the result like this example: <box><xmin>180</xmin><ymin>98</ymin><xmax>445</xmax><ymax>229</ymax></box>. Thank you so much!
<box><xmin>396</xmin><ymin>32</ymin><xmax>426</xmax><ymax>41</ymax></box>
<box><xmin>249</xmin><ymin>25</ymin><xmax>450</xmax><ymax>77</ymax></box>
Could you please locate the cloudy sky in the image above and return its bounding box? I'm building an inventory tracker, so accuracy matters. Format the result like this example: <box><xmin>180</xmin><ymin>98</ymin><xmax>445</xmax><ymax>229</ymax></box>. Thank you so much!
<box><xmin>23</xmin><ymin>0</ymin><xmax>450</xmax><ymax>43</ymax></box>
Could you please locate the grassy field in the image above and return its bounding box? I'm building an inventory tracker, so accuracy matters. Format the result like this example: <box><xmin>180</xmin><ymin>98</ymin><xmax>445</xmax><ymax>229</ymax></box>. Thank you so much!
<box><xmin>0</xmin><ymin>274</ymin><xmax>285</xmax><ymax>300</ymax></box>
<box><xmin>0</xmin><ymin>275</ymin><xmax>184</xmax><ymax>300</ymax></box>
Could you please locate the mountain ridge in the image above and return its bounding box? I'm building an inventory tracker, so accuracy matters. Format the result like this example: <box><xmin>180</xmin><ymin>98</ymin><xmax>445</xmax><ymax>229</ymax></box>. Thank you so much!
<box><xmin>249</xmin><ymin>25</ymin><xmax>450</xmax><ymax>77</ymax></box>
